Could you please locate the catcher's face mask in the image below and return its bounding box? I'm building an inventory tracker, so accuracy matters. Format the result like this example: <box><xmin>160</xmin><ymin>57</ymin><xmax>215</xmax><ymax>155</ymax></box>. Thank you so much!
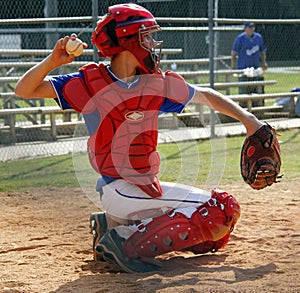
<box><xmin>139</xmin><ymin>25</ymin><xmax>163</xmax><ymax>73</ymax></box>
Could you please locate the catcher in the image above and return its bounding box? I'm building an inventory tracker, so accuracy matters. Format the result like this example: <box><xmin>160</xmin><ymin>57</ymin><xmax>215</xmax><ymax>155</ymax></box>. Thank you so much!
<box><xmin>14</xmin><ymin>3</ymin><xmax>280</xmax><ymax>273</ymax></box>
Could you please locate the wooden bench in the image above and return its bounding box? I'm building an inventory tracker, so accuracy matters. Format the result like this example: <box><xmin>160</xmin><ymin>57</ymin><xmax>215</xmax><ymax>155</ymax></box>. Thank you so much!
<box><xmin>177</xmin><ymin>69</ymin><xmax>244</xmax><ymax>78</ymax></box>
<box><xmin>0</xmin><ymin>106</ymin><xmax>77</xmax><ymax>143</ymax></box>
<box><xmin>170</xmin><ymin>91</ymin><xmax>300</xmax><ymax>127</ymax></box>
<box><xmin>1</xmin><ymin>91</ymin><xmax>300</xmax><ymax>144</ymax></box>
<box><xmin>160</xmin><ymin>57</ymin><xmax>229</xmax><ymax>66</ymax></box>
<box><xmin>195</xmin><ymin>79</ymin><xmax>277</xmax><ymax>92</ymax></box>
<box><xmin>228</xmin><ymin>91</ymin><xmax>300</xmax><ymax>116</ymax></box>
<box><xmin>178</xmin><ymin>69</ymin><xmax>245</xmax><ymax>89</ymax></box>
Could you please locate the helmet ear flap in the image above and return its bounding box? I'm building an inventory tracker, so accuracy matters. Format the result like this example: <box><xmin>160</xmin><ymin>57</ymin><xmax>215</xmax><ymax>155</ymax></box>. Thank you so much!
<box><xmin>92</xmin><ymin>29</ymin><xmax>115</xmax><ymax>58</ymax></box>
<box><xmin>92</xmin><ymin>19</ymin><xmax>123</xmax><ymax>58</ymax></box>
<box><xmin>92</xmin><ymin>30</ymin><xmax>110</xmax><ymax>47</ymax></box>
<box><xmin>104</xmin><ymin>19</ymin><xmax>119</xmax><ymax>46</ymax></box>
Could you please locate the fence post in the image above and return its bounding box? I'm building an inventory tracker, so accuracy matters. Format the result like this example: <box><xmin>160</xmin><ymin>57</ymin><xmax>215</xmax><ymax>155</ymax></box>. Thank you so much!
<box><xmin>8</xmin><ymin>113</ymin><xmax>16</xmax><ymax>144</ymax></box>
<box><xmin>208</xmin><ymin>0</ymin><xmax>216</xmax><ymax>137</ymax></box>
<box><xmin>92</xmin><ymin>0</ymin><xmax>99</xmax><ymax>62</ymax></box>
<box><xmin>50</xmin><ymin>113</ymin><xmax>57</xmax><ymax>141</ymax></box>
<box><xmin>44</xmin><ymin>0</ymin><xmax>59</xmax><ymax>49</ymax></box>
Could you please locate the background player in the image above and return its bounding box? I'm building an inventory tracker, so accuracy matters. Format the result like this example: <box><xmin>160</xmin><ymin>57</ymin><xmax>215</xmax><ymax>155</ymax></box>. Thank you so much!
<box><xmin>231</xmin><ymin>22</ymin><xmax>268</xmax><ymax>107</ymax></box>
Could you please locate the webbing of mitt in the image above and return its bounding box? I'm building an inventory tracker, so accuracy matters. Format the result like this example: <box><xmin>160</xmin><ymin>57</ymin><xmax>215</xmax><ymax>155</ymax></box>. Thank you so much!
<box><xmin>240</xmin><ymin>123</ymin><xmax>282</xmax><ymax>190</ymax></box>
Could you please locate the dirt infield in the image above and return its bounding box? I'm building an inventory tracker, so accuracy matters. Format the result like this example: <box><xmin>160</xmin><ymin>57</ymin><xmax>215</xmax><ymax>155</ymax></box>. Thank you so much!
<box><xmin>0</xmin><ymin>181</ymin><xmax>299</xmax><ymax>292</ymax></box>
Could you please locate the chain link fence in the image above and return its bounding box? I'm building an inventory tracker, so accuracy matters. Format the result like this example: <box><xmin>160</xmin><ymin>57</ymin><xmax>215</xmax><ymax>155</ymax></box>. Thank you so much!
<box><xmin>0</xmin><ymin>0</ymin><xmax>300</xmax><ymax>161</ymax></box>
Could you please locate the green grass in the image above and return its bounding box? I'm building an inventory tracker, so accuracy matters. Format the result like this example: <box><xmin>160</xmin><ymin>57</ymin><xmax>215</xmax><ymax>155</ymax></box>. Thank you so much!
<box><xmin>1</xmin><ymin>128</ymin><xmax>300</xmax><ymax>192</ymax></box>
<box><xmin>264</xmin><ymin>71</ymin><xmax>299</xmax><ymax>94</ymax></box>
<box><xmin>0</xmin><ymin>155</ymin><xmax>79</xmax><ymax>191</ymax></box>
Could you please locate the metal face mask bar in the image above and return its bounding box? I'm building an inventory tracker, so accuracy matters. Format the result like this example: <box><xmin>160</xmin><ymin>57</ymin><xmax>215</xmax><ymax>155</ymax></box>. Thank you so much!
<box><xmin>139</xmin><ymin>25</ymin><xmax>163</xmax><ymax>71</ymax></box>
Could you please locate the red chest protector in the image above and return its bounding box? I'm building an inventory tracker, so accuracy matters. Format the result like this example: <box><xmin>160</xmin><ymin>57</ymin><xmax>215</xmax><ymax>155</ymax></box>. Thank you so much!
<box><xmin>62</xmin><ymin>63</ymin><xmax>189</xmax><ymax>198</ymax></box>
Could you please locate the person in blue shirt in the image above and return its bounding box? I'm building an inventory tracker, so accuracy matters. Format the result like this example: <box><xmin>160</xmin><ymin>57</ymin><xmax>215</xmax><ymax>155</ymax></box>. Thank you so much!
<box><xmin>231</xmin><ymin>22</ymin><xmax>267</xmax><ymax>71</ymax></box>
<box><xmin>231</xmin><ymin>22</ymin><xmax>268</xmax><ymax>108</ymax></box>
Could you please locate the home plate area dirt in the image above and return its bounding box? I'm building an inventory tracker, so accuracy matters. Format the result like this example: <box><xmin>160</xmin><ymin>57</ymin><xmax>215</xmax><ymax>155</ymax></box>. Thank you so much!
<box><xmin>0</xmin><ymin>181</ymin><xmax>299</xmax><ymax>292</ymax></box>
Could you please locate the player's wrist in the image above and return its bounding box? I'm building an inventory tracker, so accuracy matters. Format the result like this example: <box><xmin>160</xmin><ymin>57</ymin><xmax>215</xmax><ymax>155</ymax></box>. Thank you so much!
<box><xmin>244</xmin><ymin>114</ymin><xmax>264</xmax><ymax>137</ymax></box>
<box><xmin>46</xmin><ymin>53</ymin><xmax>69</xmax><ymax>71</ymax></box>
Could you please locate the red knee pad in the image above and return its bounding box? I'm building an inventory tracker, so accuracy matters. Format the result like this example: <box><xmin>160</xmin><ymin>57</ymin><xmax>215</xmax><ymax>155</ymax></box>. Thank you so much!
<box><xmin>124</xmin><ymin>189</ymin><xmax>240</xmax><ymax>259</ymax></box>
<box><xmin>210</xmin><ymin>188</ymin><xmax>241</xmax><ymax>227</ymax></box>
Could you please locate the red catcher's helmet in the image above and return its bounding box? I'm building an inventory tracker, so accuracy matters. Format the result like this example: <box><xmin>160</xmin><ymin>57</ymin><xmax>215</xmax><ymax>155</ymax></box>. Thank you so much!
<box><xmin>91</xmin><ymin>3</ymin><xmax>162</xmax><ymax>73</ymax></box>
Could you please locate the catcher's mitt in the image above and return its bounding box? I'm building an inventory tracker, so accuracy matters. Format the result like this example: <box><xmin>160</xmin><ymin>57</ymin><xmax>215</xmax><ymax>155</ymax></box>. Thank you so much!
<box><xmin>240</xmin><ymin>123</ymin><xmax>282</xmax><ymax>190</ymax></box>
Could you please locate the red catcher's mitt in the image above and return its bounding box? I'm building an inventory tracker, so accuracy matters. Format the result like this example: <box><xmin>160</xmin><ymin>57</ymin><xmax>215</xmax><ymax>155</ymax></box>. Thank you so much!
<box><xmin>240</xmin><ymin>123</ymin><xmax>282</xmax><ymax>190</ymax></box>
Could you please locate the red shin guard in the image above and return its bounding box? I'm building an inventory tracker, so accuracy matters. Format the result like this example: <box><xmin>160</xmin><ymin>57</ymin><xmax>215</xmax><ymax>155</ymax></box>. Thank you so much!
<box><xmin>124</xmin><ymin>189</ymin><xmax>240</xmax><ymax>259</ymax></box>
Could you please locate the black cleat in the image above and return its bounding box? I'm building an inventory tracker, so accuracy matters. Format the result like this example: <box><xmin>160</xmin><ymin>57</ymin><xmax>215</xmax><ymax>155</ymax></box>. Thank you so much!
<box><xmin>96</xmin><ymin>228</ymin><xmax>160</xmax><ymax>273</ymax></box>
<box><xmin>89</xmin><ymin>212</ymin><xmax>108</xmax><ymax>261</ymax></box>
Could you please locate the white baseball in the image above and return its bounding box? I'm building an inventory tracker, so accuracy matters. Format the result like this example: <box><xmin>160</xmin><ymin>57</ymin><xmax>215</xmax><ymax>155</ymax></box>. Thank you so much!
<box><xmin>66</xmin><ymin>37</ymin><xmax>84</xmax><ymax>57</ymax></box>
